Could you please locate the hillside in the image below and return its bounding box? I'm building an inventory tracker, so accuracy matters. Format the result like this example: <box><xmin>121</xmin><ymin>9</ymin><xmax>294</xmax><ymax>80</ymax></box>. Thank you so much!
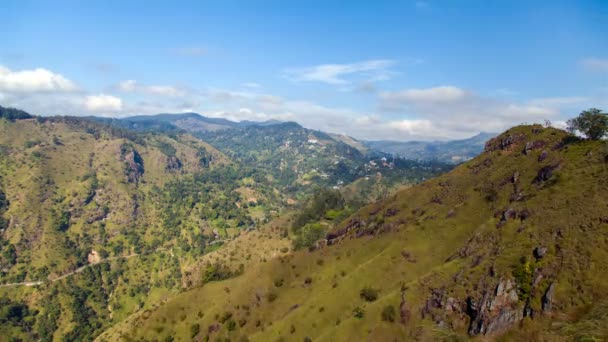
<box><xmin>0</xmin><ymin>108</ymin><xmax>450</xmax><ymax>341</ymax></box>
<box><xmin>198</xmin><ymin>122</ymin><xmax>449</xmax><ymax>200</ymax></box>
<box><xmin>365</xmin><ymin>132</ymin><xmax>497</xmax><ymax>164</ymax></box>
<box><xmin>99</xmin><ymin>125</ymin><xmax>608</xmax><ymax>341</ymax></box>
<box><xmin>0</xmin><ymin>114</ymin><xmax>285</xmax><ymax>340</ymax></box>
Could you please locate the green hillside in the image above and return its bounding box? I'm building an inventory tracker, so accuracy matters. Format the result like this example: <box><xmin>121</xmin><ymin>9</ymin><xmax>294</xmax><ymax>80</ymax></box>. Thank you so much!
<box><xmin>0</xmin><ymin>108</ymin><xmax>449</xmax><ymax>341</ymax></box>
<box><xmin>99</xmin><ymin>124</ymin><xmax>608</xmax><ymax>341</ymax></box>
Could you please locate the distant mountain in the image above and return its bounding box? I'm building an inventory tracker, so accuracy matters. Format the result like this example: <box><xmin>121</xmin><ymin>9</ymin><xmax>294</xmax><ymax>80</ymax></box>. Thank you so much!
<box><xmin>94</xmin><ymin>112</ymin><xmax>284</xmax><ymax>133</ymax></box>
<box><xmin>364</xmin><ymin>132</ymin><xmax>497</xmax><ymax>163</ymax></box>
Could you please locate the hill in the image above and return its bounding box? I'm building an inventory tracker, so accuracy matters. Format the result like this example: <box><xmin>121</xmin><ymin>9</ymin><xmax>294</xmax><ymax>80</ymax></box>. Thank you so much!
<box><xmin>99</xmin><ymin>124</ymin><xmax>608</xmax><ymax>341</ymax></box>
<box><xmin>0</xmin><ymin>108</ymin><xmax>449</xmax><ymax>341</ymax></box>
<box><xmin>96</xmin><ymin>112</ymin><xmax>283</xmax><ymax>134</ymax></box>
<box><xmin>365</xmin><ymin>132</ymin><xmax>497</xmax><ymax>164</ymax></box>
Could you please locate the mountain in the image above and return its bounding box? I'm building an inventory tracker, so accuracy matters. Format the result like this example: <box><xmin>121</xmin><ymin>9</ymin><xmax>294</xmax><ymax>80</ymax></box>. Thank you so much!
<box><xmin>96</xmin><ymin>112</ymin><xmax>284</xmax><ymax>134</ymax></box>
<box><xmin>0</xmin><ymin>108</ymin><xmax>449</xmax><ymax>341</ymax></box>
<box><xmin>365</xmin><ymin>132</ymin><xmax>497</xmax><ymax>164</ymax></box>
<box><xmin>99</xmin><ymin>124</ymin><xmax>608</xmax><ymax>341</ymax></box>
<box><xmin>197</xmin><ymin>122</ymin><xmax>449</xmax><ymax>200</ymax></box>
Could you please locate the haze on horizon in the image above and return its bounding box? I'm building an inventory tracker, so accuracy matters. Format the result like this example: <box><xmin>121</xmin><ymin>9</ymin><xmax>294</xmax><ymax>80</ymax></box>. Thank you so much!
<box><xmin>1</xmin><ymin>0</ymin><xmax>606</xmax><ymax>141</ymax></box>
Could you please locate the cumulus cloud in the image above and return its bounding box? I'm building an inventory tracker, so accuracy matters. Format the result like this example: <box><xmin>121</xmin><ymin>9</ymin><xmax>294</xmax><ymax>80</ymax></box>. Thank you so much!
<box><xmin>377</xmin><ymin>85</ymin><xmax>567</xmax><ymax>137</ymax></box>
<box><xmin>581</xmin><ymin>57</ymin><xmax>608</xmax><ymax>72</ymax></box>
<box><xmin>0</xmin><ymin>65</ymin><xmax>78</xmax><ymax>93</ymax></box>
<box><xmin>118</xmin><ymin>80</ymin><xmax>187</xmax><ymax>97</ymax></box>
<box><xmin>84</xmin><ymin>94</ymin><xmax>123</xmax><ymax>112</ymax></box>
<box><xmin>283</xmin><ymin>59</ymin><xmax>396</xmax><ymax>85</ymax></box>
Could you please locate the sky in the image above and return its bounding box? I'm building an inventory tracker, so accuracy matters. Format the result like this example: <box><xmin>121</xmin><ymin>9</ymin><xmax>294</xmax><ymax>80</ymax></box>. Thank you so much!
<box><xmin>1</xmin><ymin>0</ymin><xmax>607</xmax><ymax>141</ymax></box>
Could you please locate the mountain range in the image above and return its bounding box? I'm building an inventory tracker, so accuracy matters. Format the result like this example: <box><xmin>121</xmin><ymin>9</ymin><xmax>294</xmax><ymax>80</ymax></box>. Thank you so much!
<box><xmin>1</xmin><ymin>106</ymin><xmax>607</xmax><ymax>341</ymax></box>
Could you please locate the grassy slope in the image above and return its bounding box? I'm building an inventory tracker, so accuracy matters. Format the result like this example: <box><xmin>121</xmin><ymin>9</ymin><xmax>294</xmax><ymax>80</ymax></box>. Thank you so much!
<box><xmin>100</xmin><ymin>125</ymin><xmax>608</xmax><ymax>341</ymax></box>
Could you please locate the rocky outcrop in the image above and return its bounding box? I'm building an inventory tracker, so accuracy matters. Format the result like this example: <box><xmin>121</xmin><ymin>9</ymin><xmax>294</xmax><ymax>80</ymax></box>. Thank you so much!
<box><xmin>484</xmin><ymin>133</ymin><xmax>527</xmax><ymax>152</ymax></box>
<box><xmin>165</xmin><ymin>155</ymin><xmax>182</xmax><ymax>172</ymax></box>
<box><xmin>542</xmin><ymin>282</ymin><xmax>556</xmax><ymax>312</ymax></box>
<box><xmin>522</xmin><ymin>140</ymin><xmax>547</xmax><ymax>155</ymax></box>
<box><xmin>466</xmin><ymin>279</ymin><xmax>522</xmax><ymax>336</ymax></box>
<box><xmin>533</xmin><ymin>246</ymin><xmax>547</xmax><ymax>260</ymax></box>
<box><xmin>326</xmin><ymin>218</ymin><xmax>362</xmax><ymax>244</ymax></box>
<box><xmin>120</xmin><ymin>144</ymin><xmax>144</xmax><ymax>184</ymax></box>
<box><xmin>400</xmin><ymin>291</ymin><xmax>411</xmax><ymax>324</ymax></box>
<box><xmin>533</xmin><ymin>164</ymin><xmax>560</xmax><ymax>184</ymax></box>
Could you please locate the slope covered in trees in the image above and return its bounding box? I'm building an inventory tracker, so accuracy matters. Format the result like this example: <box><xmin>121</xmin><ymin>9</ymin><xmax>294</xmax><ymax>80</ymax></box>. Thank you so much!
<box><xmin>101</xmin><ymin>124</ymin><xmax>608</xmax><ymax>341</ymax></box>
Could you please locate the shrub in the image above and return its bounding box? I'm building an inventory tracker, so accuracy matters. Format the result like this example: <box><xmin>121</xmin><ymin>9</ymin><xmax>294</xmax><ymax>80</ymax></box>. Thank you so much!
<box><xmin>353</xmin><ymin>306</ymin><xmax>365</xmax><ymax>319</ymax></box>
<box><xmin>381</xmin><ymin>305</ymin><xmax>396</xmax><ymax>322</ymax></box>
<box><xmin>360</xmin><ymin>287</ymin><xmax>379</xmax><ymax>302</ymax></box>
<box><xmin>190</xmin><ymin>323</ymin><xmax>200</xmax><ymax>338</ymax></box>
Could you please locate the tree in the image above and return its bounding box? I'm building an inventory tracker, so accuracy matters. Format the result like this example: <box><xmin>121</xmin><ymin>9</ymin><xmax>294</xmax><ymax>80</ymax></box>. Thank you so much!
<box><xmin>567</xmin><ymin>108</ymin><xmax>608</xmax><ymax>140</ymax></box>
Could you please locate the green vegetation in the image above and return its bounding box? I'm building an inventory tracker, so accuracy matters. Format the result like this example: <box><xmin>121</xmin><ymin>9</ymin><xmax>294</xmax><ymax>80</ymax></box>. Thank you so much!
<box><xmin>0</xmin><ymin>106</ymin><xmax>34</xmax><ymax>121</ymax></box>
<box><xmin>381</xmin><ymin>305</ymin><xmax>396</xmax><ymax>322</ymax></box>
<box><xmin>567</xmin><ymin>108</ymin><xmax>608</xmax><ymax>140</ymax></box>
<box><xmin>360</xmin><ymin>287</ymin><xmax>379</xmax><ymax>302</ymax></box>
<box><xmin>99</xmin><ymin>124</ymin><xmax>608</xmax><ymax>341</ymax></box>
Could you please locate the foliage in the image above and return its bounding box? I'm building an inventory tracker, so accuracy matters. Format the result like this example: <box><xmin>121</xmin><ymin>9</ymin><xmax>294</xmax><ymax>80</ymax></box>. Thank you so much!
<box><xmin>360</xmin><ymin>287</ymin><xmax>379</xmax><ymax>302</ymax></box>
<box><xmin>293</xmin><ymin>223</ymin><xmax>326</xmax><ymax>250</ymax></box>
<box><xmin>202</xmin><ymin>263</ymin><xmax>238</xmax><ymax>283</ymax></box>
<box><xmin>512</xmin><ymin>257</ymin><xmax>535</xmax><ymax>302</ymax></box>
<box><xmin>0</xmin><ymin>106</ymin><xmax>34</xmax><ymax>121</ymax></box>
<box><xmin>381</xmin><ymin>305</ymin><xmax>396</xmax><ymax>322</ymax></box>
<box><xmin>567</xmin><ymin>108</ymin><xmax>608</xmax><ymax>140</ymax></box>
<box><xmin>353</xmin><ymin>306</ymin><xmax>365</xmax><ymax>319</ymax></box>
<box><xmin>292</xmin><ymin>189</ymin><xmax>345</xmax><ymax>232</ymax></box>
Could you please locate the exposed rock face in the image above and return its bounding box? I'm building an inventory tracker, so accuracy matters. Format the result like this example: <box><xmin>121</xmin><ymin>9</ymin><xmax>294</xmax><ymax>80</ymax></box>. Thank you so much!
<box><xmin>87</xmin><ymin>250</ymin><xmax>101</xmax><ymax>264</ymax></box>
<box><xmin>542</xmin><ymin>282</ymin><xmax>556</xmax><ymax>312</ymax></box>
<box><xmin>485</xmin><ymin>133</ymin><xmax>527</xmax><ymax>152</ymax></box>
<box><xmin>400</xmin><ymin>292</ymin><xmax>411</xmax><ymax>324</ymax></box>
<box><xmin>522</xmin><ymin>140</ymin><xmax>547</xmax><ymax>155</ymax></box>
<box><xmin>120</xmin><ymin>144</ymin><xmax>144</xmax><ymax>184</ymax></box>
<box><xmin>326</xmin><ymin>218</ymin><xmax>361</xmax><ymax>244</ymax></box>
<box><xmin>533</xmin><ymin>246</ymin><xmax>547</xmax><ymax>260</ymax></box>
<box><xmin>466</xmin><ymin>279</ymin><xmax>522</xmax><ymax>336</ymax></box>
<box><xmin>538</xmin><ymin>150</ymin><xmax>549</xmax><ymax>162</ymax></box>
<box><xmin>165</xmin><ymin>155</ymin><xmax>183</xmax><ymax>172</ymax></box>
<box><xmin>533</xmin><ymin>164</ymin><xmax>560</xmax><ymax>184</ymax></box>
<box><xmin>197</xmin><ymin>149</ymin><xmax>212</xmax><ymax>168</ymax></box>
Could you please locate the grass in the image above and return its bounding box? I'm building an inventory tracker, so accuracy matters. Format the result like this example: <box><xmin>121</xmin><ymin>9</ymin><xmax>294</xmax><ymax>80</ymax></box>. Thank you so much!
<box><xmin>101</xmin><ymin>125</ymin><xmax>608</xmax><ymax>341</ymax></box>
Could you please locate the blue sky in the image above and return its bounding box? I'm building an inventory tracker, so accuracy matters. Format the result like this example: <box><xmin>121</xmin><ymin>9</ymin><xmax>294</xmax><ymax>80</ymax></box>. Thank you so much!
<box><xmin>1</xmin><ymin>0</ymin><xmax>607</xmax><ymax>140</ymax></box>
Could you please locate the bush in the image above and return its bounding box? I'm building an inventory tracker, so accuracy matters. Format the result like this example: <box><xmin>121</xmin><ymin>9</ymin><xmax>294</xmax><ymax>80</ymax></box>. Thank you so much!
<box><xmin>293</xmin><ymin>223</ymin><xmax>326</xmax><ymax>250</ymax></box>
<box><xmin>353</xmin><ymin>306</ymin><xmax>365</xmax><ymax>319</ymax></box>
<box><xmin>190</xmin><ymin>323</ymin><xmax>200</xmax><ymax>338</ymax></box>
<box><xmin>381</xmin><ymin>305</ymin><xmax>396</xmax><ymax>322</ymax></box>
<box><xmin>360</xmin><ymin>287</ymin><xmax>379</xmax><ymax>302</ymax></box>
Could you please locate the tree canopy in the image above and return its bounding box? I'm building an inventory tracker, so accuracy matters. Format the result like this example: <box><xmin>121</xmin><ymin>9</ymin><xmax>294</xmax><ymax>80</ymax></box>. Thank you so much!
<box><xmin>567</xmin><ymin>108</ymin><xmax>608</xmax><ymax>140</ymax></box>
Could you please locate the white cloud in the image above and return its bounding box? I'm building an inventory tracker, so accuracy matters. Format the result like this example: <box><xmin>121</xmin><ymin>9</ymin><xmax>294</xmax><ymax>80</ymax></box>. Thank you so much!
<box><xmin>118</xmin><ymin>80</ymin><xmax>187</xmax><ymax>97</ymax></box>
<box><xmin>283</xmin><ymin>59</ymin><xmax>395</xmax><ymax>85</ymax></box>
<box><xmin>85</xmin><ymin>94</ymin><xmax>123</xmax><ymax>112</ymax></box>
<box><xmin>0</xmin><ymin>65</ymin><xmax>78</xmax><ymax>93</ymax></box>
<box><xmin>581</xmin><ymin>57</ymin><xmax>608</xmax><ymax>72</ymax></box>
<box><xmin>377</xmin><ymin>85</ymin><xmax>566</xmax><ymax>137</ymax></box>
<box><xmin>380</xmin><ymin>86</ymin><xmax>470</xmax><ymax>107</ymax></box>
